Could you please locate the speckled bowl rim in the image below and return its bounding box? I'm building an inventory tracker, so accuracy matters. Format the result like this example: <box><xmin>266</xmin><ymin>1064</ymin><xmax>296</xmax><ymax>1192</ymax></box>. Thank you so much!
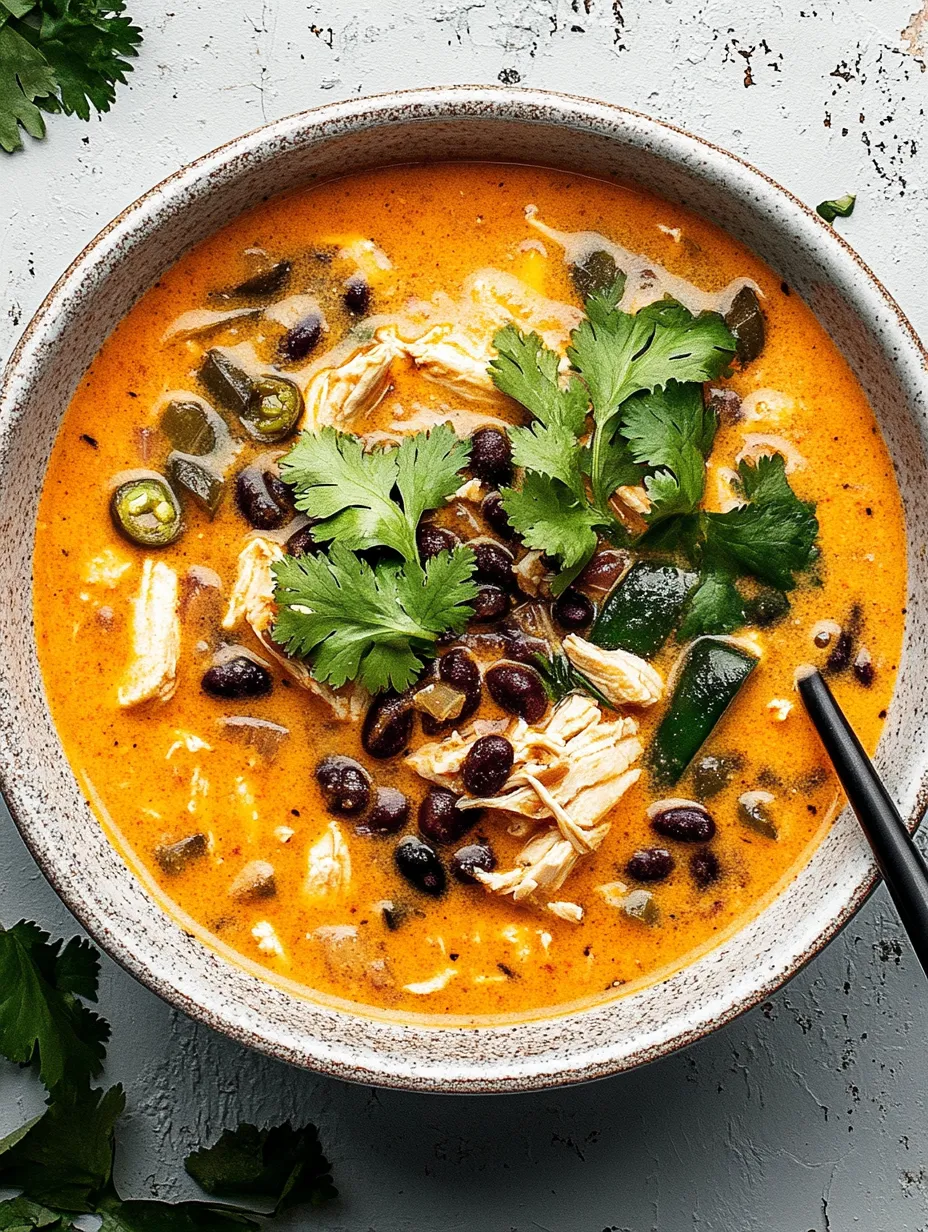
<box><xmin>2</xmin><ymin>85</ymin><xmax>926</xmax><ymax>1093</ymax></box>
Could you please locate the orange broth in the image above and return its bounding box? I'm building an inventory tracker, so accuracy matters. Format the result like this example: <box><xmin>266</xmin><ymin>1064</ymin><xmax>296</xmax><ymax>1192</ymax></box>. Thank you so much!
<box><xmin>32</xmin><ymin>163</ymin><xmax>906</xmax><ymax>1020</ymax></box>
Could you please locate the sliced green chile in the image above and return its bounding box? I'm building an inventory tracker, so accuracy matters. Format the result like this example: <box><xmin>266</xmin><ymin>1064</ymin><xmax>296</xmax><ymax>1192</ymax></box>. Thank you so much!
<box><xmin>725</xmin><ymin>286</ymin><xmax>765</xmax><ymax>365</ymax></box>
<box><xmin>111</xmin><ymin>474</ymin><xmax>183</xmax><ymax>547</ymax></box>
<box><xmin>649</xmin><ymin>637</ymin><xmax>758</xmax><ymax>785</ymax></box>
<box><xmin>200</xmin><ymin>348</ymin><xmax>255</xmax><ymax>416</ymax></box>
<box><xmin>168</xmin><ymin>454</ymin><xmax>226</xmax><ymax>517</ymax></box>
<box><xmin>242</xmin><ymin>375</ymin><xmax>303</xmax><ymax>442</ymax></box>
<box><xmin>160</xmin><ymin>400</ymin><xmax>219</xmax><ymax>456</ymax></box>
<box><xmin>592</xmin><ymin>561</ymin><xmax>697</xmax><ymax>658</ymax></box>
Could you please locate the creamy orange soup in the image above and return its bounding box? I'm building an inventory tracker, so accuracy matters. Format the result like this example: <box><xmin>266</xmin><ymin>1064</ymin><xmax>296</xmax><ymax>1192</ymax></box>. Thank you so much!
<box><xmin>33</xmin><ymin>164</ymin><xmax>906</xmax><ymax>1020</ymax></box>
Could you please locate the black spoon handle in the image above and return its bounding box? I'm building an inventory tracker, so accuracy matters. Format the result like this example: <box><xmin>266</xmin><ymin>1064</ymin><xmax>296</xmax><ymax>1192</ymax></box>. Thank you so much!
<box><xmin>797</xmin><ymin>667</ymin><xmax>928</xmax><ymax>975</ymax></box>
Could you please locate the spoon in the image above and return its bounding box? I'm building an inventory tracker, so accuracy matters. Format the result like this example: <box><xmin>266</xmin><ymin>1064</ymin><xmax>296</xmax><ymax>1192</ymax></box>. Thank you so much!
<box><xmin>796</xmin><ymin>665</ymin><xmax>928</xmax><ymax>975</ymax></box>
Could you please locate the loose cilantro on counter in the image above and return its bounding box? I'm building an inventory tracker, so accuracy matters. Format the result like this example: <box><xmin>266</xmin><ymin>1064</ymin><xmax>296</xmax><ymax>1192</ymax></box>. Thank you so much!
<box><xmin>0</xmin><ymin>920</ymin><xmax>336</xmax><ymax>1228</ymax></box>
<box><xmin>816</xmin><ymin>193</ymin><xmax>856</xmax><ymax>224</ymax></box>
<box><xmin>0</xmin><ymin>1</ymin><xmax>142</xmax><ymax>154</ymax></box>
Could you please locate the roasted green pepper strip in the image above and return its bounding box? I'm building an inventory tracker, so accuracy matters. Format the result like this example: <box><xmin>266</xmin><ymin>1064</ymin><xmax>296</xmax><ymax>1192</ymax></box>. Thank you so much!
<box><xmin>168</xmin><ymin>454</ymin><xmax>225</xmax><ymax>517</ymax></box>
<box><xmin>110</xmin><ymin>476</ymin><xmax>183</xmax><ymax>547</ymax></box>
<box><xmin>243</xmin><ymin>375</ymin><xmax>303</xmax><ymax>442</ymax></box>
<box><xmin>200</xmin><ymin>348</ymin><xmax>254</xmax><ymax>416</ymax></box>
<box><xmin>160</xmin><ymin>400</ymin><xmax>218</xmax><ymax>456</ymax></box>
<box><xmin>649</xmin><ymin>637</ymin><xmax>758</xmax><ymax>785</ymax></box>
<box><xmin>591</xmin><ymin>561</ymin><xmax>697</xmax><ymax>658</ymax></box>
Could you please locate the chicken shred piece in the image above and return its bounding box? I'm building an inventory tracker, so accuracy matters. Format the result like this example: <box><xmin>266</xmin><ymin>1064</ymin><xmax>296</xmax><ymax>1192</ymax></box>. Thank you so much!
<box><xmin>562</xmin><ymin>634</ymin><xmax>664</xmax><ymax>707</ymax></box>
<box><xmin>304</xmin><ymin>821</ymin><xmax>351</xmax><ymax>900</ymax></box>
<box><xmin>547</xmin><ymin>901</ymin><xmax>584</xmax><ymax>923</ymax></box>
<box><xmin>303</xmin><ymin>336</ymin><xmax>401</xmax><ymax>431</ymax></box>
<box><xmin>117</xmin><ymin>560</ymin><xmax>180</xmax><ymax>708</ymax></box>
<box><xmin>408</xmin><ymin>694</ymin><xmax>642</xmax><ymax>904</ymax></box>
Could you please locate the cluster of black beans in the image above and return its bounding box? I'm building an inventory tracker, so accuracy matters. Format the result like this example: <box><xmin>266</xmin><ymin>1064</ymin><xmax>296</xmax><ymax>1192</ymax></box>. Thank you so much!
<box><xmin>313</xmin><ymin>734</ymin><xmax>516</xmax><ymax>899</ymax></box>
<box><xmin>624</xmin><ymin>803</ymin><xmax>722</xmax><ymax>891</ymax></box>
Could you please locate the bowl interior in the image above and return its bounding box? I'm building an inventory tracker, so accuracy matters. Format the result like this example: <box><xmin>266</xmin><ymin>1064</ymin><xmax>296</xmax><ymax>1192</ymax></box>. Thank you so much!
<box><xmin>2</xmin><ymin>88</ymin><xmax>927</xmax><ymax>1092</ymax></box>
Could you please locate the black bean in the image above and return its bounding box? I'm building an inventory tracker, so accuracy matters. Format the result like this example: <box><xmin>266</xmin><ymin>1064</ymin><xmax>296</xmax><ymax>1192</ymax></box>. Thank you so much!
<box><xmin>417</xmin><ymin>522</ymin><xmax>460</xmax><ymax>560</ymax></box>
<box><xmin>422</xmin><ymin>648</ymin><xmax>483</xmax><ymax>736</ymax></box>
<box><xmin>451</xmin><ymin>843</ymin><xmax>496</xmax><ymax>884</ymax></box>
<box><xmin>280</xmin><ymin>311</ymin><xmax>324</xmax><ymax>363</ymax></box>
<box><xmin>553</xmin><ymin>588</ymin><xmax>594</xmax><ymax>630</ymax></box>
<box><xmin>315</xmin><ymin>755</ymin><xmax>372</xmax><ymax>816</ymax></box>
<box><xmin>395</xmin><ymin>835</ymin><xmax>446</xmax><ymax>897</ymax></box>
<box><xmin>473</xmin><ymin>541</ymin><xmax>515</xmax><ymax>588</ymax></box>
<box><xmin>470</xmin><ymin>585</ymin><xmax>510</xmax><ymax>622</ymax></box>
<box><xmin>626</xmin><ymin>847</ymin><xmax>674</xmax><ymax>882</ymax></box>
<box><xmin>470</xmin><ymin>427</ymin><xmax>513</xmax><ymax>486</ymax></box>
<box><xmin>482</xmin><ymin>491</ymin><xmax>516</xmax><ymax>539</ymax></box>
<box><xmin>577</xmin><ymin>549</ymin><xmax>629</xmax><ymax>594</ymax></box>
<box><xmin>155</xmin><ymin>833</ymin><xmax>207</xmax><ymax>874</ymax></box>
<box><xmin>651</xmin><ymin>805</ymin><xmax>716</xmax><ymax>843</ymax></box>
<box><xmin>357</xmin><ymin>786</ymin><xmax>410</xmax><ymax>835</ymax></box>
<box><xmin>745</xmin><ymin>588</ymin><xmax>790</xmax><ymax>628</ymax></box>
<box><xmin>362</xmin><ymin>694</ymin><xmax>414</xmax><ymax>759</ymax></box>
<box><xmin>690</xmin><ymin>849</ymin><xmax>721</xmax><ymax>889</ymax></box>
<box><xmin>343</xmin><ymin>273</ymin><xmax>370</xmax><ymax>314</ymax></box>
<box><xmin>202</xmin><ymin>656</ymin><xmax>272</xmax><ymax>699</ymax></box>
<box><xmin>462</xmin><ymin>735</ymin><xmax>514</xmax><ymax>797</ymax></box>
<box><xmin>235</xmin><ymin>466</ymin><xmax>293</xmax><ymax>530</ymax></box>
<box><xmin>500</xmin><ymin>623</ymin><xmax>549</xmax><ymax>665</ymax></box>
<box><xmin>485</xmin><ymin>661</ymin><xmax>547</xmax><ymax>723</ymax></box>
<box><xmin>287</xmin><ymin>524</ymin><xmax>320</xmax><ymax>557</ymax></box>
<box><xmin>418</xmin><ymin>787</ymin><xmax>474</xmax><ymax>845</ymax></box>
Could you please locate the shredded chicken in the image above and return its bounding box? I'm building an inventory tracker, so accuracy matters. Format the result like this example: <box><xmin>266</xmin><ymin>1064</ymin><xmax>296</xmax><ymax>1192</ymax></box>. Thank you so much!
<box><xmin>547</xmin><ymin>901</ymin><xmax>584</xmax><ymax>923</ymax></box>
<box><xmin>84</xmin><ymin>547</ymin><xmax>132</xmax><ymax>588</ymax></box>
<box><xmin>562</xmin><ymin>634</ymin><xmax>664</xmax><ymax>708</ymax></box>
<box><xmin>117</xmin><ymin>560</ymin><xmax>180</xmax><ymax>707</ymax></box>
<box><xmin>304</xmin><ymin>821</ymin><xmax>352</xmax><ymax>900</ymax></box>
<box><xmin>303</xmin><ymin>335</ymin><xmax>401</xmax><ymax>430</ymax></box>
<box><xmin>403</xmin><ymin>967</ymin><xmax>458</xmax><ymax>995</ymax></box>
<box><xmin>222</xmin><ymin>536</ymin><xmax>363</xmax><ymax>721</ymax></box>
<box><xmin>408</xmin><ymin>694</ymin><xmax>642</xmax><ymax>904</ymax></box>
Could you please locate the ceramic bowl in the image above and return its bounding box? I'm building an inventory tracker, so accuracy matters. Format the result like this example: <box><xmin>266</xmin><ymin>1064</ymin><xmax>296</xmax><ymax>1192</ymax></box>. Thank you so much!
<box><xmin>2</xmin><ymin>87</ymin><xmax>926</xmax><ymax>1093</ymax></box>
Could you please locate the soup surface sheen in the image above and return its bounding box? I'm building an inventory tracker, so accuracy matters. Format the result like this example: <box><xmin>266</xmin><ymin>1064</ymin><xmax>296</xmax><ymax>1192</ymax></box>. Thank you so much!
<box><xmin>33</xmin><ymin>164</ymin><xmax>906</xmax><ymax>1021</ymax></box>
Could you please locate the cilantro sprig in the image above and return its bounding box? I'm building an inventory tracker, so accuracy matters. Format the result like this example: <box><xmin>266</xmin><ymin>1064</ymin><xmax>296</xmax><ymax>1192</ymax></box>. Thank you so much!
<box><xmin>0</xmin><ymin>1</ymin><xmax>142</xmax><ymax>154</ymax></box>
<box><xmin>490</xmin><ymin>279</ymin><xmax>818</xmax><ymax>635</ymax></box>
<box><xmin>490</xmin><ymin>283</ymin><xmax>737</xmax><ymax>586</ymax></box>
<box><xmin>0</xmin><ymin>919</ymin><xmax>336</xmax><ymax>1226</ymax></box>
<box><xmin>273</xmin><ymin>423</ymin><xmax>477</xmax><ymax>693</ymax></box>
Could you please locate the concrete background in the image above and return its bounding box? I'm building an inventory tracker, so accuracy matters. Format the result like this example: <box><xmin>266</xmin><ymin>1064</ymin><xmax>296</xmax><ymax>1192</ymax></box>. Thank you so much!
<box><xmin>3</xmin><ymin>1</ymin><xmax>928</xmax><ymax>1227</ymax></box>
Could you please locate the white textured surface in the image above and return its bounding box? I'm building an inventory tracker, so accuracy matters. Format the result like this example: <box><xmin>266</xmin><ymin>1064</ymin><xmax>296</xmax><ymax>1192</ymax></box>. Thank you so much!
<box><xmin>3</xmin><ymin>1</ymin><xmax>928</xmax><ymax>1227</ymax></box>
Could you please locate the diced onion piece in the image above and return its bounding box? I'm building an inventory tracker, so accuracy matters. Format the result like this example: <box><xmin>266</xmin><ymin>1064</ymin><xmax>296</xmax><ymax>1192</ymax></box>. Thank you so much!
<box><xmin>216</xmin><ymin>715</ymin><xmax>290</xmax><ymax>760</ymax></box>
<box><xmin>412</xmin><ymin>682</ymin><xmax>466</xmax><ymax>722</ymax></box>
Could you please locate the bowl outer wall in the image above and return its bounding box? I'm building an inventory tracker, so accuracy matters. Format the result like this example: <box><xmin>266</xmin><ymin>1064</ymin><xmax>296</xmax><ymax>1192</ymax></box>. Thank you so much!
<box><xmin>1</xmin><ymin>86</ymin><xmax>927</xmax><ymax>1094</ymax></box>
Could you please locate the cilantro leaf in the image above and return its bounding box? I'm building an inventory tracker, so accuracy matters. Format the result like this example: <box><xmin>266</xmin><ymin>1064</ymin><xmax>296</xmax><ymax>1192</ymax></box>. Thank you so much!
<box><xmin>703</xmin><ymin>454</ymin><xmax>818</xmax><ymax>590</ymax></box>
<box><xmin>568</xmin><ymin>288</ymin><xmax>735</xmax><ymax>429</ymax></box>
<box><xmin>509</xmin><ymin>421</ymin><xmax>585</xmax><ymax>496</ymax></box>
<box><xmin>0</xmin><ymin>1083</ymin><xmax>124</xmax><ymax>1212</ymax></box>
<box><xmin>279</xmin><ymin>425</ymin><xmax>468</xmax><ymax>564</ymax></box>
<box><xmin>816</xmin><ymin>192</ymin><xmax>856</xmax><ymax>224</ymax></box>
<box><xmin>489</xmin><ymin>326</ymin><xmax>588</xmax><ymax>433</ymax></box>
<box><xmin>271</xmin><ymin>544</ymin><xmax>477</xmax><ymax>693</ymax></box>
<box><xmin>0</xmin><ymin>922</ymin><xmax>108</xmax><ymax>1091</ymax></box>
<box><xmin>678</xmin><ymin>567</ymin><xmax>745</xmax><ymax>638</ymax></box>
<box><xmin>33</xmin><ymin>0</ymin><xmax>141</xmax><ymax>121</ymax></box>
<box><xmin>0</xmin><ymin>1196</ymin><xmax>75</xmax><ymax>1229</ymax></box>
<box><xmin>96</xmin><ymin>1197</ymin><xmax>259</xmax><ymax>1231</ymax></box>
<box><xmin>0</xmin><ymin>1</ymin><xmax>141</xmax><ymax>152</ymax></box>
<box><xmin>620</xmin><ymin>381</ymin><xmax>717</xmax><ymax>522</ymax></box>
<box><xmin>278</xmin><ymin>428</ymin><xmax>412</xmax><ymax>560</ymax></box>
<box><xmin>393</xmin><ymin>422</ymin><xmax>470</xmax><ymax>529</ymax></box>
<box><xmin>0</xmin><ymin>21</ymin><xmax>56</xmax><ymax>152</ymax></box>
<box><xmin>499</xmin><ymin>472</ymin><xmax>602</xmax><ymax>569</ymax></box>
<box><xmin>185</xmin><ymin>1122</ymin><xmax>336</xmax><ymax>1213</ymax></box>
